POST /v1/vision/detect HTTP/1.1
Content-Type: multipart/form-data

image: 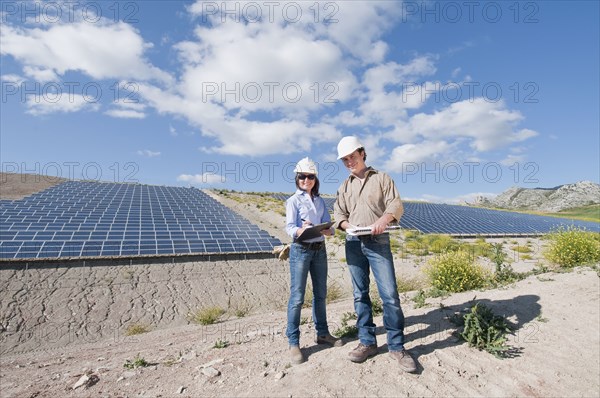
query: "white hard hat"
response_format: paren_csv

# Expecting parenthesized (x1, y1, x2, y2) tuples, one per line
(294, 157, 318, 176)
(337, 136, 364, 159)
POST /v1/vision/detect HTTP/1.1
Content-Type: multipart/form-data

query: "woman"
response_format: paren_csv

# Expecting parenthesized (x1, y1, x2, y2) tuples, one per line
(285, 157, 342, 365)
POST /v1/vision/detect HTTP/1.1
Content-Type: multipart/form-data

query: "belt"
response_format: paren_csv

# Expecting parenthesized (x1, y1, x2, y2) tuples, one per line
(296, 241, 325, 251)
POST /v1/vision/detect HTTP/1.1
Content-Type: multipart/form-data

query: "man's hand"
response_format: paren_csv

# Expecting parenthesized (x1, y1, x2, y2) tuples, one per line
(371, 214, 395, 235)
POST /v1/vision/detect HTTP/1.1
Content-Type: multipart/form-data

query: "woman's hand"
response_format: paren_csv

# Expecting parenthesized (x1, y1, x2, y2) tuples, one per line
(296, 219, 313, 237)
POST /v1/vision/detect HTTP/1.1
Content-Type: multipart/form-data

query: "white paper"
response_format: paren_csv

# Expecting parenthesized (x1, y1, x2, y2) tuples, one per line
(346, 225, 401, 236)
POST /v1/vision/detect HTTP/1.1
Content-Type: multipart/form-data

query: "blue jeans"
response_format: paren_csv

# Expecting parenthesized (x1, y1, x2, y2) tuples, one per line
(286, 243, 329, 346)
(345, 234, 405, 351)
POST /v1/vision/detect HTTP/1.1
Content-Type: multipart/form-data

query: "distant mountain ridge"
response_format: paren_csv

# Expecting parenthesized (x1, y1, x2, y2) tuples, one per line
(474, 181, 600, 212)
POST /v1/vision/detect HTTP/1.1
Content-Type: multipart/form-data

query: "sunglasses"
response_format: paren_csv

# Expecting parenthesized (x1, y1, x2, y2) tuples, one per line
(298, 174, 316, 180)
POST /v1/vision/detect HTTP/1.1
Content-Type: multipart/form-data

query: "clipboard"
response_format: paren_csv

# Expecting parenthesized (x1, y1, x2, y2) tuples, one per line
(296, 221, 334, 242)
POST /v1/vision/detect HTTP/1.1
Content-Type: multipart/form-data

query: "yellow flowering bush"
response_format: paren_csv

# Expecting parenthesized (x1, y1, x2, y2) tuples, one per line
(425, 251, 489, 292)
(544, 227, 600, 267)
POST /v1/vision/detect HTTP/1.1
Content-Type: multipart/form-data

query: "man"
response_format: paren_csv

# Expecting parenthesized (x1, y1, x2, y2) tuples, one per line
(333, 136, 417, 373)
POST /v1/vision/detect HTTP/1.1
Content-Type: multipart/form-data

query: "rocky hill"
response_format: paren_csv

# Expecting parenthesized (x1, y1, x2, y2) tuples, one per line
(474, 181, 600, 212)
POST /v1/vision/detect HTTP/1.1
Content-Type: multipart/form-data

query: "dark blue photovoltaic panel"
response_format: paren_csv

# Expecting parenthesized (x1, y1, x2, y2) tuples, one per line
(0, 181, 282, 260)
(271, 195, 599, 236)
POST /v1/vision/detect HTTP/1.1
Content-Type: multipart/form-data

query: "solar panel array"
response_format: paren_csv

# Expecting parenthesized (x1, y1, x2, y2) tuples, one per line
(0, 181, 281, 260)
(400, 202, 599, 235)
(272, 194, 599, 236)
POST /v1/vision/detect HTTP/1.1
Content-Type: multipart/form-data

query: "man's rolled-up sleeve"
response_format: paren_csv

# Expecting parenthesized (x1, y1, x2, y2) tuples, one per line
(333, 190, 348, 230)
(382, 175, 404, 222)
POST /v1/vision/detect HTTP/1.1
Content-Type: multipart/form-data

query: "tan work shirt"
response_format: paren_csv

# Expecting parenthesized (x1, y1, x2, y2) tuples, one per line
(333, 167, 403, 230)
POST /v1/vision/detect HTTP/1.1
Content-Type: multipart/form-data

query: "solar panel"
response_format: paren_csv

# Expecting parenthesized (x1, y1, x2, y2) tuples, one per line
(0, 181, 282, 260)
(271, 194, 599, 236)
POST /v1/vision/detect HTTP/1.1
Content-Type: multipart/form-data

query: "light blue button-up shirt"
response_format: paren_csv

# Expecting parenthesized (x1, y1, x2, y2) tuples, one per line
(285, 189, 333, 243)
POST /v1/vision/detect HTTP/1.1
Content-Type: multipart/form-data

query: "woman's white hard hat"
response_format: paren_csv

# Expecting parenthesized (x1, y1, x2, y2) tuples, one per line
(294, 157, 318, 175)
(337, 136, 364, 159)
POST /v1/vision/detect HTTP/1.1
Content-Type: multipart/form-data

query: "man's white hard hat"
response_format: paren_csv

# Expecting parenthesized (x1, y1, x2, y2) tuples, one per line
(337, 136, 364, 159)
(294, 157, 318, 176)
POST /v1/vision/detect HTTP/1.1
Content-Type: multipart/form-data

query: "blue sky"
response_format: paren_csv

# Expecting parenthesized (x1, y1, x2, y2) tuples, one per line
(1, 0, 599, 202)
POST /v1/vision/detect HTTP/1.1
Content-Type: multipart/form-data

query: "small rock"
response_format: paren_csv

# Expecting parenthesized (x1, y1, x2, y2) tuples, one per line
(97, 357, 106, 361)
(274, 371, 285, 380)
(72, 374, 89, 390)
(177, 386, 186, 394)
(202, 366, 221, 378)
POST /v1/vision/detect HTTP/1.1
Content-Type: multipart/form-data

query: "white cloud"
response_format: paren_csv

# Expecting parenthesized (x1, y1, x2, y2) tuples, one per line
(1, 20, 171, 83)
(177, 173, 225, 185)
(106, 109, 146, 119)
(1, 73, 25, 84)
(199, 119, 341, 156)
(26, 93, 99, 115)
(169, 125, 178, 136)
(384, 140, 453, 172)
(22, 65, 58, 82)
(174, 22, 356, 113)
(137, 150, 161, 157)
(500, 154, 525, 166)
(356, 57, 438, 126)
(393, 98, 538, 151)
(187, 0, 401, 63)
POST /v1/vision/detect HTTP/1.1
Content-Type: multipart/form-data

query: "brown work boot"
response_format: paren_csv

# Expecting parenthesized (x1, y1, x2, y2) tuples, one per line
(348, 343, 378, 363)
(315, 333, 343, 347)
(389, 349, 417, 373)
(289, 345, 304, 364)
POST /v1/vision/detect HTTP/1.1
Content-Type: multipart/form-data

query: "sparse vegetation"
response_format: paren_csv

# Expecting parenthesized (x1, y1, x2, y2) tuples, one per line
(213, 339, 229, 349)
(326, 281, 344, 303)
(403, 233, 464, 256)
(188, 306, 226, 325)
(333, 312, 358, 338)
(123, 354, 150, 369)
(125, 323, 151, 336)
(396, 276, 425, 293)
(230, 299, 253, 318)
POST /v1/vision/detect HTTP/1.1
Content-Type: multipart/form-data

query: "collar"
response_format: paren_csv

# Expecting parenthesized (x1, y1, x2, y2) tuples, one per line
(349, 166, 377, 180)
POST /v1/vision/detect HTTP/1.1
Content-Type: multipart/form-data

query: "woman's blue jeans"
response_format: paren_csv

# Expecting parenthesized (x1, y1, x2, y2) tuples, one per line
(286, 242, 329, 346)
(345, 233, 406, 351)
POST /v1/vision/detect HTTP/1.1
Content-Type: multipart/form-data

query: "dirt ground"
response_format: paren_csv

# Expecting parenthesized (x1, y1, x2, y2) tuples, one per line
(0, 188, 599, 397)
(0, 173, 67, 200)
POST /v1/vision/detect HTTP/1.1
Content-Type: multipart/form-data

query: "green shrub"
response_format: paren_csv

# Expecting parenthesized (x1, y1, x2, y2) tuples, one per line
(333, 312, 358, 338)
(188, 306, 225, 325)
(125, 323, 151, 336)
(424, 251, 489, 292)
(213, 339, 229, 349)
(460, 303, 513, 358)
(544, 227, 600, 267)
(123, 354, 149, 369)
